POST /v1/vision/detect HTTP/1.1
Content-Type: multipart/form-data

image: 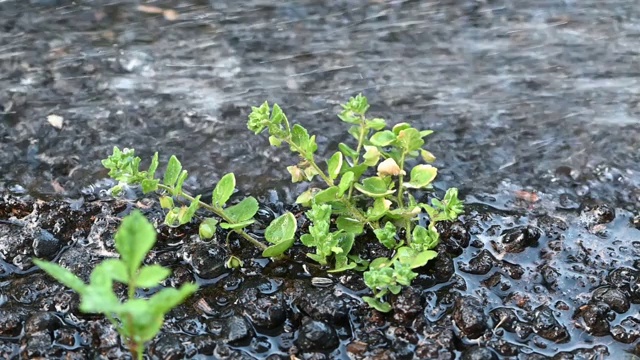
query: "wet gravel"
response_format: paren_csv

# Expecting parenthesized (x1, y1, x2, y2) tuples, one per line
(0, 0, 639, 359)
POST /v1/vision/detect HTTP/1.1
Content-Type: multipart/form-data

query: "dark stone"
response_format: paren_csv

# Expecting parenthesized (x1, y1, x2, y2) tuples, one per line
(150, 334, 186, 360)
(24, 312, 60, 333)
(592, 286, 630, 313)
(453, 296, 489, 339)
(498, 226, 541, 253)
(0, 309, 25, 337)
(461, 347, 498, 360)
(191, 335, 216, 356)
(392, 287, 423, 324)
(531, 306, 569, 343)
(224, 315, 252, 344)
(239, 288, 287, 329)
(459, 249, 495, 275)
(489, 307, 533, 340)
(576, 303, 611, 336)
(295, 317, 338, 352)
(296, 289, 349, 324)
(581, 204, 615, 225)
(22, 331, 52, 358)
(439, 221, 470, 256)
(179, 241, 228, 279)
(32, 228, 62, 259)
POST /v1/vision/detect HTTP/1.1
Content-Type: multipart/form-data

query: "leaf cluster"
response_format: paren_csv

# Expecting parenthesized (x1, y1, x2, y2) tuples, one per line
(248, 94, 464, 311)
(102, 147, 291, 253)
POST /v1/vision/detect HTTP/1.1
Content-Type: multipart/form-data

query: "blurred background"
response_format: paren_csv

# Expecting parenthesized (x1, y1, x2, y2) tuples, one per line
(0, 0, 638, 207)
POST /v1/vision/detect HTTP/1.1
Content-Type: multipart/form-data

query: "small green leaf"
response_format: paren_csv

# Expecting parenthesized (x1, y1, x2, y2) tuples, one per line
(404, 164, 438, 189)
(369, 257, 391, 269)
(136, 265, 171, 288)
(397, 128, 424, 152)
(295, 189, 316, 206)
(147, 283, 198, 319)
(268, 135, 282, 147)
(100, 259, 128, 284)
(164, 207, 181, 227)
(33, 259, 87, 294)
(348, 125, 361, 141)
(291, 124, 311, 150)
(392, 123, 411, 135)
(225, 255, 244, 269)
(115, 211, 157, 278)
(247, 101, 271, 134)
(287, 165, 306, 183)
(410, 250, 438, 269)
(338, 143, 358, 159)
(224, 197, 259, 223)
(265, 212, 297, 245)
(369, 130, 396, 147)
(336, 216, 364, 235)
(262, 238, 295, 258)
(163, 156, 182, 187)
(313, 186, 339, 204)
(337, 172, 355, 196)
(327, 152, 343, 180)
(362, 296, 392, 312)
(354, 177, 395, 198)
(303, 165, 319, 181)
(141, 179, 159, 194)
(219, 219, 255, 229)
(159, 195, 174, 209)
(420, 149, 436, 163)
(212, 173, 235, 208)
(147, 152, 159, 179)
(337, 111, 359, 124)
(362, 146, 381, 166)
(366, 118, 386, 131)
(420, 130, 434, 138)
(174, 170, 189, 195)
(199, 218, 218, 240)
(366, 198, 390, 222)
(179, 195, 200, 225)
(374, 222, 397, 249)
(411, 224, 439, 251)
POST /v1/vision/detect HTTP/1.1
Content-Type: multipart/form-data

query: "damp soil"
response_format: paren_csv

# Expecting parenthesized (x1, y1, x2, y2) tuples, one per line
(0, 0, 639, 359)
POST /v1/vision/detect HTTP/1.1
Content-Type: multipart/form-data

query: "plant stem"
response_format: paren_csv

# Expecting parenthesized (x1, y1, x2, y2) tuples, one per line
(397, 153, 406, 208)
(396, 152, 413, 244)
(287, 139, 377, 229)
(156, 184, 267, 251)
(287, 141, 334, 186)
(347, 114, 367, 201)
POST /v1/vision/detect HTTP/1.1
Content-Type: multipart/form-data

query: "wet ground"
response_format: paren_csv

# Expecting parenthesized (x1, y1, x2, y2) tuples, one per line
(0, 0, 639, 359)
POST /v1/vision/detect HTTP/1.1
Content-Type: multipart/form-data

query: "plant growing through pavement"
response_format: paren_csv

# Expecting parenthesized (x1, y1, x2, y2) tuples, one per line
(248, 94, 464, 311)
(33, 211, 198, 359)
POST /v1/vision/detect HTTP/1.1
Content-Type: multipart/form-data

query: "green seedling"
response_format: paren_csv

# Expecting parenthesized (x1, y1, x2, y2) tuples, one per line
(102, 147, 297, 256)
(249, 94, 464, 311)
(33, 211, 198, 359)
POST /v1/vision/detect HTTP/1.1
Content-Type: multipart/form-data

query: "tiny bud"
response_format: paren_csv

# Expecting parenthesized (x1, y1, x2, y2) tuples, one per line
(159, 195, 174, 209)
(287, 165, 305, 183)
(225, 256, 244, 269)
(199, 223, 214, 240)
(377, 158, 405, 177)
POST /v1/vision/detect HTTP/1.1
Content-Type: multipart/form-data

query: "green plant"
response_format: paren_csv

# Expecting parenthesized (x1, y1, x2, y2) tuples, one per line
(248, 94, 464, 311)
(33, 211, 197, 359)
(101, 147, 296, 258)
